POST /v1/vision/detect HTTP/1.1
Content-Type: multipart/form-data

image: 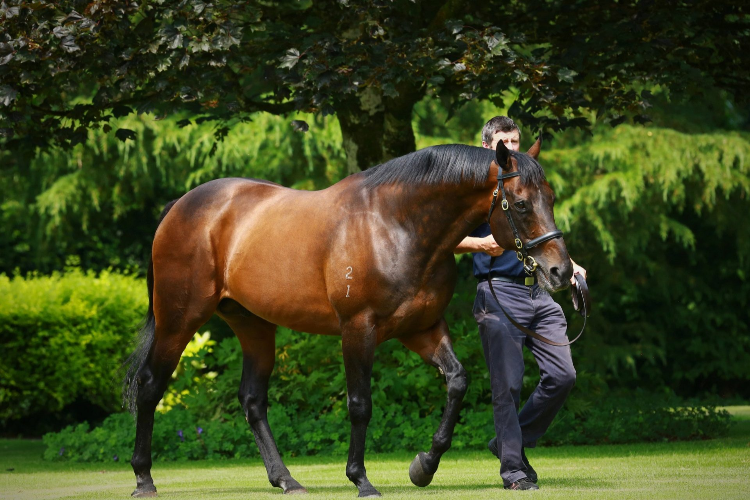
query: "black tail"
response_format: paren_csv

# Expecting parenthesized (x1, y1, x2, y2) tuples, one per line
(122, 199, 180, 414)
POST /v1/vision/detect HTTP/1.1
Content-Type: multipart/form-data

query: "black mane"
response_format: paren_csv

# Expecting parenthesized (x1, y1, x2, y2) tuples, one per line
(361, 144, 545, 188)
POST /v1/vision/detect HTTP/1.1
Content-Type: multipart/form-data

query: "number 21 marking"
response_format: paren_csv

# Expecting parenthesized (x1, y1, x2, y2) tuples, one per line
(345, 267, 353, 297)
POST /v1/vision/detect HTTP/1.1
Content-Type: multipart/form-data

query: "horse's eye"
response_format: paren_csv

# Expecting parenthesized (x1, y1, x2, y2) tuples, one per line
(514, 200, 527, 211)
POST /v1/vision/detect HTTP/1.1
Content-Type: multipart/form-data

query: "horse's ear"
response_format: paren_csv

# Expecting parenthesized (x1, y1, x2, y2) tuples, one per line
(495, 140, 511, 171)
(527, 133, 542, 160)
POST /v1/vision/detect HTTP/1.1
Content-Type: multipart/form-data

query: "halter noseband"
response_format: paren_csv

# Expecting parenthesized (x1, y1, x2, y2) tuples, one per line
(487, 169, 563, 275)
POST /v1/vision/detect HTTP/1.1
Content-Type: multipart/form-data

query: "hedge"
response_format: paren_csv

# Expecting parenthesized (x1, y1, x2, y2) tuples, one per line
(0, 268, 147, 429)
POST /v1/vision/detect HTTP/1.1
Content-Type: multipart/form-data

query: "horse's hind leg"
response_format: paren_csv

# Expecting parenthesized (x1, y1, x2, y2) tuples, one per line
(130, 314, 215, 497)
(399, 318, 467, 488)
(128, 265, 219, 497)
(341, 316, 380, 498)
(219, 303, 307, 494)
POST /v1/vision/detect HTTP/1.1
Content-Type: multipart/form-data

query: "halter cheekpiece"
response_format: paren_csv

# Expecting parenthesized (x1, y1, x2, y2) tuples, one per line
(486, 169, 563, 276)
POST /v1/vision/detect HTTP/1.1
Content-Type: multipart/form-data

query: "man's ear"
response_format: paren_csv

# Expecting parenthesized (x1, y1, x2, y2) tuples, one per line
(496, 140, 511, 171)
(527, 133, 542, 160)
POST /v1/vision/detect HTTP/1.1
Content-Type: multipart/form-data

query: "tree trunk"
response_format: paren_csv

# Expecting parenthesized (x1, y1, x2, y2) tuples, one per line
(337, 84, 422, 173)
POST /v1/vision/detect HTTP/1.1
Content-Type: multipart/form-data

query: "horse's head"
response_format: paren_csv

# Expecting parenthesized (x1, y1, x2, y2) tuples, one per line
(488, 137, 573, 292)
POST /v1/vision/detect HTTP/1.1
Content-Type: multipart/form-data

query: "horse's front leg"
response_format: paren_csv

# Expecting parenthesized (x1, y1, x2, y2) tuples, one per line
(400, 318, 468, 487)
(341, 319, 381, 498)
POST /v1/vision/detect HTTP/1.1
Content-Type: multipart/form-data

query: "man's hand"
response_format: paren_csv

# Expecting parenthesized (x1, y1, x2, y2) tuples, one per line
(570, 258, 587, 284)
(478, 235, 505, 257)
(454, 235, 505, 256)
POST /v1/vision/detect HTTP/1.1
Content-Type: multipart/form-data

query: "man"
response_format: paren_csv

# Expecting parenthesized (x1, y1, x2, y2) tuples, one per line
(455, 116, 587, 491)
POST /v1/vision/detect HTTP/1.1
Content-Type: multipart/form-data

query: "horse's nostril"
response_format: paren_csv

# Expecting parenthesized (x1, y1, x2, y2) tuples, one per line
(550, 266, 560, 279)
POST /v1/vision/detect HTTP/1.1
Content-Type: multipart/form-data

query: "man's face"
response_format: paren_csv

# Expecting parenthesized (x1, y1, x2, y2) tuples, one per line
(483, 130, 520, 152)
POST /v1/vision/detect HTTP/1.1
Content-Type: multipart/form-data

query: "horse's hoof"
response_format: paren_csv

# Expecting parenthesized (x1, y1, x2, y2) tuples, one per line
(284, 487, 309, 495)
(358, 489, 382, 498)
(409, 452, 434, 487)
(131, 487, 157, 498)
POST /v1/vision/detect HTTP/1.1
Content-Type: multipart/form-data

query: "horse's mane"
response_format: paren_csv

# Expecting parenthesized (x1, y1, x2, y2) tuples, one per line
(361, 144, 545, 188)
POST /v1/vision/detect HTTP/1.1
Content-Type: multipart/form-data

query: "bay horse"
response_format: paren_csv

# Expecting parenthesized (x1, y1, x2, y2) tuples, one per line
(123, 138, 572, 497)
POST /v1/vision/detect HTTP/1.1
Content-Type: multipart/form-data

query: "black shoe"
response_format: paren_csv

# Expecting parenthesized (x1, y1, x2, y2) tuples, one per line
(487, 438, 538, 483)
(504, 477, 539, 491)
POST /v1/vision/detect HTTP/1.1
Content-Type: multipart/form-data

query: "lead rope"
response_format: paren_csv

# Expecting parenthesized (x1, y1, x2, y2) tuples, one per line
(486, 258, 587, 347)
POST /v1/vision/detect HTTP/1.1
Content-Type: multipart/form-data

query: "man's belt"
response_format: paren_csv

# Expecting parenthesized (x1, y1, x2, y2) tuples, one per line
(478, 274, 536, 286)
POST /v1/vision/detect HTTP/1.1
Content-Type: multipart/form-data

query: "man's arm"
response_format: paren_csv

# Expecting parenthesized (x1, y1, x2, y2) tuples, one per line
(455, 235, 505, 256)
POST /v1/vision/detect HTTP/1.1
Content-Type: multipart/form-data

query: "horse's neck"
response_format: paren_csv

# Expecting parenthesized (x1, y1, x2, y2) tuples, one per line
(381, 182, 491, 258)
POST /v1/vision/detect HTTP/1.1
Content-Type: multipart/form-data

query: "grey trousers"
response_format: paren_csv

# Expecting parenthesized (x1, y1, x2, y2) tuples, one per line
(473, 281, 576, 486)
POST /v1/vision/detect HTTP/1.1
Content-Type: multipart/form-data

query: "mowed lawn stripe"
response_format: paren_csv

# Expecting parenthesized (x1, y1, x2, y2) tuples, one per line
(1, 408, 748, 500)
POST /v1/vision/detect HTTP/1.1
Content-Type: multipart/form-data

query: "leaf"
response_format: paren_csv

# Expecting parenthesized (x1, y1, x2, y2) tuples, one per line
(53, 26, 71, 38)
(557, 68, 578, 83)
(179, 53, 190, 69)
(193, 1, 208, 14)
(279, 48, 300, 69)
(453, 63, 466, 73)
(486, 33, 509, 55)
(60, 36, 80, 53)
(437, 58, 452, 69)
(111, 105, 133, 118)
(445, 20, 463, 35)
(0, 85, 18, 106)
(136, 101, 155, 115)
(291, 120, 309, 132)
(115, 128, 136, 142)
(158, 26, 183, 49)
(0, 127, 13, 137)
(1, 4, 19, 18)
(61, 10, 83, 23)
(212, 23, 242, 50)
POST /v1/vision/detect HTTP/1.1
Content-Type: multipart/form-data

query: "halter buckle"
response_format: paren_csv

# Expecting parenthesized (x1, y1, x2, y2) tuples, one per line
(516, 251, 524, 262)
(501, 199, 509, 210)
(523, 256, 538, 275)
(515, 238, 522, 249)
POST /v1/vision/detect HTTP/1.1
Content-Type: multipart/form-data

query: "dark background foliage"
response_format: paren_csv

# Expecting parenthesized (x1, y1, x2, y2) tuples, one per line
(2, 1, 749, 172)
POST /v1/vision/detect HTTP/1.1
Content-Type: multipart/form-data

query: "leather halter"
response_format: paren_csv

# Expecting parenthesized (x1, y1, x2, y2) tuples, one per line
(485, 166, 587, 347)
(487, 170, 563, 275)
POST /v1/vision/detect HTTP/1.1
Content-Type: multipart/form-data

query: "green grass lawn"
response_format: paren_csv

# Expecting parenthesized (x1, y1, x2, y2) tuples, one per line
(2, 407, 749, 500)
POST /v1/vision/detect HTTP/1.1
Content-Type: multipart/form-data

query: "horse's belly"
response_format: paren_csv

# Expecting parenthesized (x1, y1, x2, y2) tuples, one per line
(223, 245, 340, 335)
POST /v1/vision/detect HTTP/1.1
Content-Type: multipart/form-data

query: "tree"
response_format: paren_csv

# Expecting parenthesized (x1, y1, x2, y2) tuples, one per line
(1, 0, 748, 171)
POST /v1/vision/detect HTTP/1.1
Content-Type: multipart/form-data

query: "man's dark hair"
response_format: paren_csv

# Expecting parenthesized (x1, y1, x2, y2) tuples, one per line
(481, 116, 521, 144)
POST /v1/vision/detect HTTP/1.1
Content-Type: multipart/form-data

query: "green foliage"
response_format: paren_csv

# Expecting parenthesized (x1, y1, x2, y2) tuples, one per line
(3, 1, 748, 171)
(42, 326, 731, 462)
(0, 267, 147, 429)
(0, 112, 345, 275)
(544, 390, 733, 446)
(543, 125, 750, 394)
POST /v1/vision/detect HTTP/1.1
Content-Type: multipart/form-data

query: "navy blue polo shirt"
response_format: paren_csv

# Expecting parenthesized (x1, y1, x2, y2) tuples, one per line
(470, 223, 524, 280)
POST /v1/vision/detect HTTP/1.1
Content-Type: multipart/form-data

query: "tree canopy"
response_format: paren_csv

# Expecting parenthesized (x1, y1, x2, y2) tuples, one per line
(1, 0, 748, 170)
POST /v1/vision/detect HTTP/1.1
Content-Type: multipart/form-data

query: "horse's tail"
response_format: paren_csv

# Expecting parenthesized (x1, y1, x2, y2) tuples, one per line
(122, 199, 180, 414)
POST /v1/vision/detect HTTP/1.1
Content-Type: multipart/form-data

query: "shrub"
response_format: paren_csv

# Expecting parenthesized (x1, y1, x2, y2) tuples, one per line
(0, 268, 147, 429)
(43, 327, 732, 462)
(542, 389, 733, 446)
